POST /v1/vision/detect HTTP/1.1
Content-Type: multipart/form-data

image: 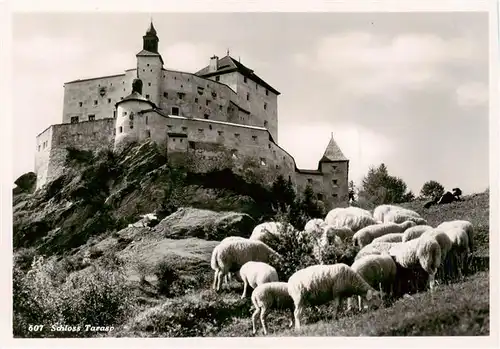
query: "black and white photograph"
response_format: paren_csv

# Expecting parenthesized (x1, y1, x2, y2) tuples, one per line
(3, 0, 499, 346)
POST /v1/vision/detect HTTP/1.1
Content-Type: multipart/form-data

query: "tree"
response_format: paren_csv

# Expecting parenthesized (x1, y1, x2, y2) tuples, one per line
(358, 163, 414, 205)
(271, 175, 296, 212)
(420, 180, 445, 200)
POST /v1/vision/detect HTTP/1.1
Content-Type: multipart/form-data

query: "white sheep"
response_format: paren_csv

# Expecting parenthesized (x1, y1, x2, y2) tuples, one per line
(304, 218, 326, 240)
(313, 229, 344, 264)
(388, 235, 442, 292)
(211, 238, 281, 291)
(325, 206, 378, 232)
(355, 241, 399, 261)
(287, 263, 382, 330)
(384, 209, 427, 225)
(251, 282, 295, 335)
(352, 221, 416, 248)
(239, 261, 279, 299)
(249, 221, 295, 244)
(420, 229, 453, 281)
(322, 225, 355, 242)
(402, 225, 434, 242)
(371, 233, 404, 243)
(437, 220, 474, 253)
(348, 254, 397, 311)
(442, 227, 470, 279)
(218, 236, 249, 285)
(373, 204, 416, 223)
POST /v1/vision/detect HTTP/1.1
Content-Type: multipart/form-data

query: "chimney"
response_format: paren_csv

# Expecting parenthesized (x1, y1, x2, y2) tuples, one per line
(209, 55, 219, 73)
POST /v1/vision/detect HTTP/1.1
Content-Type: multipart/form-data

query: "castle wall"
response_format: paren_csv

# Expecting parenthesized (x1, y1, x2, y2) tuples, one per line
(114, 100, 155, 151)
(137, 56, 162, 107)
(35, 119, 115, 189)
(34, 126, 53, 190)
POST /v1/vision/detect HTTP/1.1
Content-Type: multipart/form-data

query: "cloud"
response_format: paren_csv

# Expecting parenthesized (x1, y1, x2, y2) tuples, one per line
(455, 82, 488, 107)
(293, 32, 482, 97)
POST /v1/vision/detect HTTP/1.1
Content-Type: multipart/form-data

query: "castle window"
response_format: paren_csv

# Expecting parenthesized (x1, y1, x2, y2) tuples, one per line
(70, 116, 79, 124)
(266, 89, 269, 96)
(264, 103, 267, 110)
(218, 131, 224, 136)
(122, 81, 125, 84)
(333, 166, 337, 170)
(195, 97, 199, 103)
(145, 115, 148, 124)
(307, 178, 313, 184)
(38, 145, 41, 151)
(198, 128, 204, 133)
(88, 115, 95, 121)
(235, 133, 240, 139)
(129, 122, 134, 129)
(333, 179, 338, 186)
(264, 121, 268, 127)
(150, 69, 152, 72)
(119, 126, 123, 133)
(167, 125, 173, 129)
(212, 92, 217, 98)
(260, 158, 266, 166)
(143, 69, 145, 72)
(182, 126, 188, 132)
(113, 128, 116, 136)
(204, 114, 209, 119)
(178, 92, 185, 100)
(148, 82, 151, 86)
(180, 139, 183, 143)
(209, 124, 212, 130)
(275, 164, 279, 169)
(268, 144, 271, 149)
(113, 110, 116, 118)
(333, 194, 338, 198)
(244, 77, 248, 83)
(252, 135, 257, 142)
(215, 76, 220, 82)
(317, 194, 324, 200)
(206, 100, 210, 106)
(108, 98, 111, 104)
(174, 76, 177, 80)
(123, 111, 127, 116)
(129, 113, 134, 121)
(121, 97, 124, 100)
(79, 102, 83, 107)
(219, 105, 223, 111)
(181, 85, 183, 88)
(94, 100, 98, 105)
(147, 64, 150, 67)
(246, 93, 250, 101)
(172, 107, 179, 116)
(164, 92, 168, 98)
(146, 94, 150, 98)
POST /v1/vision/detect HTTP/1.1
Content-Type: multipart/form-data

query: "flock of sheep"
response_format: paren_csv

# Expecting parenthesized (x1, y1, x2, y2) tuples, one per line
(210, 204, 474, 335)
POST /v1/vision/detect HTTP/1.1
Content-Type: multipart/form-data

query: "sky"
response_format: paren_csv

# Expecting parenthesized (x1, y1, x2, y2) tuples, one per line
(11, 11, 491, 196)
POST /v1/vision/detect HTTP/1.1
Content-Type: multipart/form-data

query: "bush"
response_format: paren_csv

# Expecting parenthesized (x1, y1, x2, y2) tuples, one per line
(13, 256, 134, 338)
(154, 258, 180, 297)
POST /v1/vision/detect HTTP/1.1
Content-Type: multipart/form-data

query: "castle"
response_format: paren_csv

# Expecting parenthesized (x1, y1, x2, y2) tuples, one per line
(34, 22, 350, 211)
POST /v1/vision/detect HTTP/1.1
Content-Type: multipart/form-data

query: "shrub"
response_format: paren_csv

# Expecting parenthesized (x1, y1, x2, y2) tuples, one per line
(154, 258, 180, 297)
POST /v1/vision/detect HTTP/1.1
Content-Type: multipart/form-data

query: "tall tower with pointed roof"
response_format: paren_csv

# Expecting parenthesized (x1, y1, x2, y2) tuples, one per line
(136, 21, 164, 107)
(318, 133, 349, 207)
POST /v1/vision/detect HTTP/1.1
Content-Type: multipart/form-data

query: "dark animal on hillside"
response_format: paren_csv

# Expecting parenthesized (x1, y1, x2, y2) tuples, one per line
(424, 187, 463, 209)
(452, 188, 462, 201)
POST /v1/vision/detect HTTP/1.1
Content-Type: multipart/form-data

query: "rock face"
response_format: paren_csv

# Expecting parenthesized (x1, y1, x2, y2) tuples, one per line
(153, 207, 256, 241)
(13, 172, 37, 194)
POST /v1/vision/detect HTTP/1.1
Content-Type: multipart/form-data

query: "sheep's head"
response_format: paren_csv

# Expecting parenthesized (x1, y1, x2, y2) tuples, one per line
(364, 289, 383, 309)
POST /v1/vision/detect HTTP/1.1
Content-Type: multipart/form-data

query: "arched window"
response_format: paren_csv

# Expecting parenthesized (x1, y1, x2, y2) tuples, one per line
(119, 126, 123, 133)
(145, 130, 151, 138)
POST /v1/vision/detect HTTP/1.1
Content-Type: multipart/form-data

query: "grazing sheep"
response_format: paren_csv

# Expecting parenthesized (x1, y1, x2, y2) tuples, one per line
(355, 241, 399, 261)
(372, 233, 404, 243)
(442, 227, 470, 279)
(322, 225, 355, 242)
(402, 225, 434, 242)
(372, 205, 416, 223)
(250, 222, 295, 244)
(437, 220, 474, 253)
(304, 218, 326, 240)
(211, 239, 281, 291)
(388, 236, 442, 293)
(420, 229, 453, 281)
(239, 261, 279, 299)
(325, 206, 378, 232)
(352, 221, 416, 248)
(383, 209, 427, 225)
(287, 263, 382, 330)
(251, 282, 295, 335)
(348, 254, 397, 311)
(218, 236, 250, 285)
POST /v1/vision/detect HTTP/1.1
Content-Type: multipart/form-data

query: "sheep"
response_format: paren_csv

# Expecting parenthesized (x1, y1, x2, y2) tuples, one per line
(442, 227, 470, 280)
(211, 238, 281, 291)
(402, 225, 434, 242)
(322, 225, 355, 242)
(371, 233, 404, 243)
(249, 221, 295, 245)
(251, 282, 294, 335)
(352, 221, 416, 248)
(325, 206, 378, 232)
(373, 204, 412, 223)
(388, 235, 442, 293)
(304, 218, 326, 240)
(239, 261, 279, 299)
(218, 236, 250, 285)
(383, 209, 427, 225)
(348, 254, 397, 311)
(437, 220, 474, 253)
(355, 241, 399, 261)
(420, 229, 453, 282)
(287, 263, 383, 330)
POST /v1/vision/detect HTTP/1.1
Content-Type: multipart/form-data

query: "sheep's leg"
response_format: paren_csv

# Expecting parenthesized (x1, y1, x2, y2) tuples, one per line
(241, 278, 248, 299)
(428, 272, 436, 293)
(357, 295, 363, 311)
(216, 271, 225, 291)
(212, 270, 218, 290)
(260, 306, 268, 335)
(293, 302, 303, 330)
(332, 297, 341, 320)
(288, 308, 294, 328)
(346, 297, 353, 312)
(252, 307, 260, 335)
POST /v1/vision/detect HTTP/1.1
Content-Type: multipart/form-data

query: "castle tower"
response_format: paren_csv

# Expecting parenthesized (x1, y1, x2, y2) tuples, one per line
(114, 78, 156, 152)
(319, 133, 350, 209)
(136, 21, 164, 107)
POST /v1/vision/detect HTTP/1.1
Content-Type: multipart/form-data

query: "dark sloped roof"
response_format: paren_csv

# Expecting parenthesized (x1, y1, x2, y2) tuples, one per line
(136, 49, 164, 65)
(296, 169, 322, 175)
(319, 134, 348, 162)
(195, 55, 280, 95)
(115, 91, 156, 108)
